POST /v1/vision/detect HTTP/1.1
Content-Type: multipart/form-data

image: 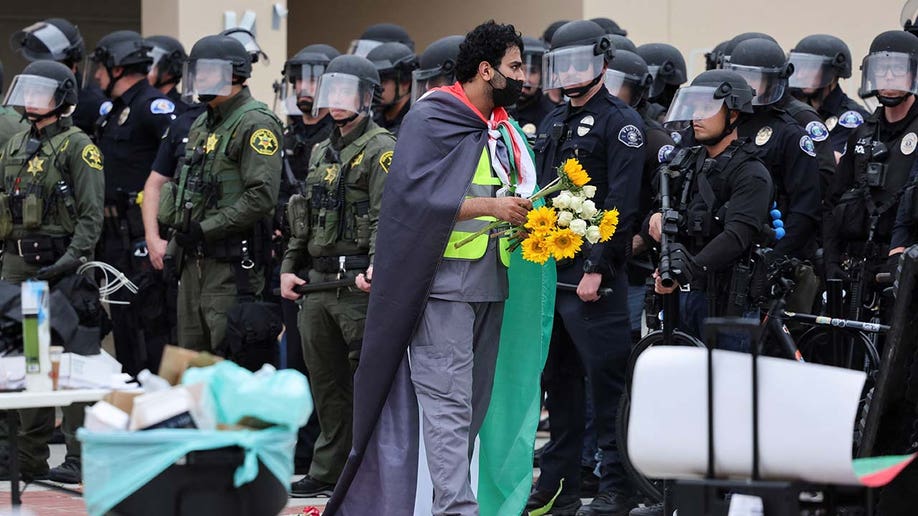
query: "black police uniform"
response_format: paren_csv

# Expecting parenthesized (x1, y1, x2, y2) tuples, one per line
(151, 103, 207, 179)
(372, 101, 409, 136)
(778, 95, 838, 202)
(73, 83, 106, 137)
(819, 86, 870, 156)
(737, 108, 821, 259)
(511, 93, 557, 130)
(164, 87, 191, 116)
(533, 86, 644, 497)
(96, 78, 176, 375)
(828, 101, 918, 269)
(666, 140, 773, 340)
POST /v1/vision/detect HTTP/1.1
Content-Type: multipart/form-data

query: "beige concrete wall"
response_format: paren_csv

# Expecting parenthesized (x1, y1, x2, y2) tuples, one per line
(142, 0, 287, 109)
(585, 0, 907, 102)
(287, 0, 579, 59)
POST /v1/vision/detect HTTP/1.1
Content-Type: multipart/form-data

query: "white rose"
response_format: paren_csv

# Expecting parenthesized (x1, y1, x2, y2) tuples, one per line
(557, 210, 574, 227)
(580, 200, 598, 219)
(569, 218, 588, 236)
(585, 225, 601, 244)
(569, 195, 584, 212)
(553, 191, 571, 210)
(582, 185, 597, 199)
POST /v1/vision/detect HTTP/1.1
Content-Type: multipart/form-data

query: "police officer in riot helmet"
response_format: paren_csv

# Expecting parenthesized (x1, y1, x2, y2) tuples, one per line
(528, 19, 645, 516)
(718, 32, 777, 68)
(410, 35, 463, 103)
(846, 31, 918, 287)
(145, 35, 190, 113)
(0, 59, 104, 485)
(636, 42, 687, 121)
(719, 37, 822, 262)
(604, 50, 678, 341)
(730, 38, 837, 212)
(349, 23, 414, 57)
(366, 41, 418, 135)
(509, 36, 555, 134)
(90, 30, 177, 376)
(10, 18, 105, 135)
(789, 34, 870, 158)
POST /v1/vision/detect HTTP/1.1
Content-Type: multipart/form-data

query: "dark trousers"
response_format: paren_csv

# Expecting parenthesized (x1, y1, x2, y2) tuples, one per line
(282, 297, 320, 471)
(537, 270, 632, 495)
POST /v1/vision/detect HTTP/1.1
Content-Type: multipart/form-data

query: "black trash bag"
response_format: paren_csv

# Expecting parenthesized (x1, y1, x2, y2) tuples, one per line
(218, 302, 282, 372)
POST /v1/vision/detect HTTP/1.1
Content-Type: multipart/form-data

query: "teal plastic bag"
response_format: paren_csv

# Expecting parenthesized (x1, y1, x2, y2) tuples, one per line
(181, 360, 313, 430)
(79, 427, 296, 516)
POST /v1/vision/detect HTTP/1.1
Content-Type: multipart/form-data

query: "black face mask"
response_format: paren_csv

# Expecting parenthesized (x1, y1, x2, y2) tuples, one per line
(296, 98, 314, 113)
(198, 94, 217, 103)
(562, 73, 603, 99)
(878, 94, 909, 107)
(489, 68, 523, 107)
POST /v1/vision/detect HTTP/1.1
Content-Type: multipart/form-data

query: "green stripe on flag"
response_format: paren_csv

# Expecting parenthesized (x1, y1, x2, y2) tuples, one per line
(853, 453, 916, 487)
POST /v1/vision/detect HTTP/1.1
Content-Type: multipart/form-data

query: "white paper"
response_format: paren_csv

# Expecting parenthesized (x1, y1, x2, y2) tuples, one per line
(628, 347, 866, 486)
(728, 494, 763, 516)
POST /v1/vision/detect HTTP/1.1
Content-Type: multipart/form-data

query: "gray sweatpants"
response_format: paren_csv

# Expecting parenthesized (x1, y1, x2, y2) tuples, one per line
(409, 298, 504, 516)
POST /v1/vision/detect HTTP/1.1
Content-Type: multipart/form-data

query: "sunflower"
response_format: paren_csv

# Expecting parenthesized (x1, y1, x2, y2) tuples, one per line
(524, 205, 557, 233)
(548, 227, 583, 260)
(598, 208, 619, 242)
(561, 158, 591, 188)
(521, 232, 553, 264)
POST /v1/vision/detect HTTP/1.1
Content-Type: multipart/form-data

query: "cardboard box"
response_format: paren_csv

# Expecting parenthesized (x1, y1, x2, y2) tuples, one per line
(158, 345, 222, 386)
(104, 390, 143, 415)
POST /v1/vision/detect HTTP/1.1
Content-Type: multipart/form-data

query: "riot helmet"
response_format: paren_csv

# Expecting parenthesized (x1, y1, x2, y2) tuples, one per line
(542, 20, 569, 45)
(608, 35, 637, 54)
(543, 20, 613, 98)
(313, 55, 380, 124)
(10, 18, 84, 65)
(220, 27, 269, 64)
(349, 23, 414, 57)
(589, 17, 627, 37)
(788, 34, 852, 93)
(719, 32, 777, 67)
(183, 35, 251, 104)
(705, 40, 730, 71)
(723, 38, 792, 106)
(521, 36, 546, 92)
(284, 44, 340, 114)
(5, 60, 78, 122)
(604, 50, 652, 107)
(146, 35, 186, 89)
(637, 42, 687, 105)
(367, 42, 418, 109)
(411, 35, 463, 103)
(860, 30, 918, 106)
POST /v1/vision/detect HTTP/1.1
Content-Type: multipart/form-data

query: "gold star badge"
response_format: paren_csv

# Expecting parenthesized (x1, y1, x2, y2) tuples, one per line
(324, 164, 339, 184)
(27, 156, 44, 175)
(205, 133, 219, 154)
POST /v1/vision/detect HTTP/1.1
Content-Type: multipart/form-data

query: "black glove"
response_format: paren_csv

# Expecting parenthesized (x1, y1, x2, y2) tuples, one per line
(825, 261, 850, 282)
(35, 253, 83, 281)
(881, 254, 901, 278)
(174, 220, 204, 250)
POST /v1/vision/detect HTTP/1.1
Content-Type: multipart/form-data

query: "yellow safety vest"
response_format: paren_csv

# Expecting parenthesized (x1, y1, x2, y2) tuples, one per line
(443, 149, 511, 267)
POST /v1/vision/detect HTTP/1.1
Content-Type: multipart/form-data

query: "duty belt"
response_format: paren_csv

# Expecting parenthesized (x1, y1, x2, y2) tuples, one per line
(312, 254, 370, 274)
(4, 235, 70, 265)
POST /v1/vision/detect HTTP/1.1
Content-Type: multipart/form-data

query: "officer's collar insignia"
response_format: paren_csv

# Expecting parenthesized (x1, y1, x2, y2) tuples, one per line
(805, 121, 829, 142)
(670, 131, 682, 144)
(99, 101, 113, 117)
(826, 116, 838, 132)
(205, 133, 219, 154)
(901, 132, 918, 156)
(618, 124, 644, 148)
(150, 98, 175, 115)
(839, 110, 864, 129)
(249, 128, 279, 156)
(755, 126, 773, 146)
(117, 106, 131, 125)
(324, 164, 339, 184)
(379, 150, 393, 173)
(26, 156, 44, 175)
(799, 135, 817, 157)
(351, 152, 364, 167)
(81, 144, 103, 170)
(577, 115, 595, 137)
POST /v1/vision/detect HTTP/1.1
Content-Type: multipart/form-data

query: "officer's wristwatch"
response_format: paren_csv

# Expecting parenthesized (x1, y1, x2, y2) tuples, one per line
(582, 259, 601, 274)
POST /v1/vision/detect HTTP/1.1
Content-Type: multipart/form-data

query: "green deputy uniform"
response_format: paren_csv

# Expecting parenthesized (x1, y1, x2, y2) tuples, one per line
(0, 106, 29, 149)
(167, 85, 282, 350)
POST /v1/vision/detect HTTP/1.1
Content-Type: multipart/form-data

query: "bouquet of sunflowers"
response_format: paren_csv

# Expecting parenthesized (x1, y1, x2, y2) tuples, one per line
(454, 158, 619, 265)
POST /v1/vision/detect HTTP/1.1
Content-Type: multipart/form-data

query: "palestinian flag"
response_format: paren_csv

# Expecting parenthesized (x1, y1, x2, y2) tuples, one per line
(853, 453, 916, 487)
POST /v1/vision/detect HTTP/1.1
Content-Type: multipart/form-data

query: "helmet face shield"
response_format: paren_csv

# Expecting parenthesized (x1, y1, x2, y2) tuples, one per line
(603, 69, 628, 98)
(860, 52, 918, 97)
(11, 22, 73, 61)
(182, 58, 233, 103)
(522, 53, 542, 88)
(542, 45, 605, 90)
(313, 72, 375, 117)
(724, 63, 786, 105)
(410, 67, 454, 103)
(348, 39, 382, 57)
(788, 53, 836, 89)
(4, 74, 64, 113)
(663, 86, 725, 130)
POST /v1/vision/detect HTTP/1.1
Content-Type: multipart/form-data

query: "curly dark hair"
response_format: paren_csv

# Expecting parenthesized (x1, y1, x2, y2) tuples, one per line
(455, 20, 523, 83)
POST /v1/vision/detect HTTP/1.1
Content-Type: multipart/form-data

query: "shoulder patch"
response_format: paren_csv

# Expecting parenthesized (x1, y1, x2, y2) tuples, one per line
(99, 101, 112, 117)
(839, 110, 864, 129)
(249, 128, 279, 156)
(658, 144, 675, 164)
(805, 121, 829, 142)
(755, 126, 773, 146)
(799, 135, 816, 157)
(150, 98, 175, 115)
(618, 124, 644, 148)
(378, 150, 394, 173)
(81, 144, 103, 170)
